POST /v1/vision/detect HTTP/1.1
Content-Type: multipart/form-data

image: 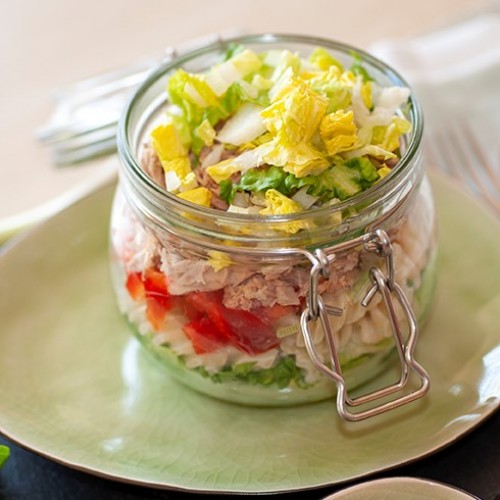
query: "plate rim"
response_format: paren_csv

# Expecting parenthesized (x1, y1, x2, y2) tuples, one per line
(0, 172, 499, 494)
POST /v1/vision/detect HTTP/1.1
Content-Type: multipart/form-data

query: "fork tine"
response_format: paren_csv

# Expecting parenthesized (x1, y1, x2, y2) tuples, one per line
(459, 120, 500, 192)
(450, 122, 500, 214)
(425, 123, 500, 215)
(52, 136, 117, 166)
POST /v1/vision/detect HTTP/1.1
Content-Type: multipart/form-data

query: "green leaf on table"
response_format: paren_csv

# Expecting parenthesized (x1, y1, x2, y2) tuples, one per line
(0, 445, 10, 468)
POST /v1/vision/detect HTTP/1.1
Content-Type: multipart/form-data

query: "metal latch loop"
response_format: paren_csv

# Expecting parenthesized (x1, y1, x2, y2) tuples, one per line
(300, 229, 430, 421)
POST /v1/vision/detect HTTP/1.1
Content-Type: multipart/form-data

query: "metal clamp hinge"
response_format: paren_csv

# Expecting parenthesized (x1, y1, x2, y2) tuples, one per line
(300, 229, 430, 421)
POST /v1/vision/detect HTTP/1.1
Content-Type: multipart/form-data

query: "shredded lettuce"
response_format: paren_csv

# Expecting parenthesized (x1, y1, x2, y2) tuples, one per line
(225, 157, 380, 204)
(152, 45, 412, 214)
(309, 47, 344, 72)
(206, 48, 262, 96)
(197, 356, 309, 389)
(350, 51, 374, 82)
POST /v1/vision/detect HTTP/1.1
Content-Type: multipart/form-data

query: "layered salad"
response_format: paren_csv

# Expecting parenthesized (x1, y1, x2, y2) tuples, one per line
(111, 44, 437, 405)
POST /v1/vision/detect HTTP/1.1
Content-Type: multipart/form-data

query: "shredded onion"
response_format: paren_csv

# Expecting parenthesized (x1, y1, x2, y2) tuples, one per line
(200, 144, 224, 169)
(233, 191, 250, 208)
(291, 187, 319, 209)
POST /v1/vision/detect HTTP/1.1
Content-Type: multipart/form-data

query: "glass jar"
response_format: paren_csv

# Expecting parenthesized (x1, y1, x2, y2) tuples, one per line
(111, 34, 437, 420)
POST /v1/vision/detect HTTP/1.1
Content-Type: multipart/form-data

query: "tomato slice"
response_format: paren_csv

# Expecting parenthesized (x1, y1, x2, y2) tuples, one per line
(256, 304, 299, 325)
(182, 291, 229, 335)
(219, 307, 279, 354)
(183, 317, 227, 354)
(126, 268, 173, 331)
(181, 291, 279, 355)
(143, 269, 170, 302)
(125, 272, 145, 300)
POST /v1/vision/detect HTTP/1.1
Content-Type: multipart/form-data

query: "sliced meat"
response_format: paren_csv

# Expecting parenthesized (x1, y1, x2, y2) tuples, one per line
(140, 144, 165, 188)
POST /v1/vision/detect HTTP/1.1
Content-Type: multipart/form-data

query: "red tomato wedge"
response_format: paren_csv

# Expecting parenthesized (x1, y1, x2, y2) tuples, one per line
(125, 272, 145, 300)
(126, 268, 173, 331)
(256, 304, 299, 325)
(183, 317, 227, 354)
(182, 291, 279, 355)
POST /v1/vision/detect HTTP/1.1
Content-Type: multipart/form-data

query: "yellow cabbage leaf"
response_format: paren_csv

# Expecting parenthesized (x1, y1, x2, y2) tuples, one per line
(195, 119, 216, 147)
(371, 116, 412, 151)
(309, 47, 344, 72)
(177, 187, 212, 207)
(150, 123, 193, 192)
(207, 250, 232, 271)
(259, 189, 306, 234)
(151, 123, 186, 162)
(320, 110, 361, 156)
(206, 160, 241, 183)
(261, 76, 329, 177)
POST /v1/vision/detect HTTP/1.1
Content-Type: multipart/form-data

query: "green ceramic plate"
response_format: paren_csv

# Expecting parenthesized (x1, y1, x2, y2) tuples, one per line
(0, 173, 499, 494)
(323, 477, 478, 499)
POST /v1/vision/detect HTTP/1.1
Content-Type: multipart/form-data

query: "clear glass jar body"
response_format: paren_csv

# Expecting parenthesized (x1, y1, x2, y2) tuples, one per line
(111, 35, 437, 407)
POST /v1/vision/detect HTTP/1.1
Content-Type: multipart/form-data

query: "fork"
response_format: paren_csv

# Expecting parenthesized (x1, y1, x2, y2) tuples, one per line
(425, 119, 500, 217)
(37, 30, 243, 166)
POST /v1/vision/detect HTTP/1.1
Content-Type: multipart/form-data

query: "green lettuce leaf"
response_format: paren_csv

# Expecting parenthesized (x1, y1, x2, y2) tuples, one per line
(198, 356, 309, 389)
(167, 69, 227, 154)
(350, 51, 374, 82)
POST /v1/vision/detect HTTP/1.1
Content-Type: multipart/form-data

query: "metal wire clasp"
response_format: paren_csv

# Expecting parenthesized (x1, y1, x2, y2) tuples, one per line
(300, 229, 430, 421)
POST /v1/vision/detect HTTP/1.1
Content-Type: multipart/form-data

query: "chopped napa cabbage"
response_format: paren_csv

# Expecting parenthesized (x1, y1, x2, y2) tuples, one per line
(223, 43, 245, 61)
(222, 165, 288, 202)
(206, 142, 273, 183)
(251, 74, 273, 90)
(165, 168, 198, 193)
(309, 47, 343, 71)
(272, 50, 301, 81)
(326, 160, 377, 200)
(377, 166, 392, 179)
(207, 250, 232, 271)
(344, 144, 397, 161)
(195, 119, 216, 147)
(350, 52, 373, 82)
(168, 69, 228, 154)
(261, 76, 329, 177)
(149, 45, 412, 218)
(282, 158, 379, 201)
(371, 116, 411, 152)
(217, 103, 266, 146)
(150, 123, 194, 192)
(320, 110, 361, 155)
(352, 78, 411, 130)
(237, 165, 287, 193)
(205, 49, 262, 96)
(264, 142, 329, 178)
(361, 81, 373, 109)
(307, 66, 352, 113)
(220, 81, 270, 116)
(226, 205, 261, 215)
(205, 160, 241, 183)
(177, 187, 212, 207)
(260, 189, 303, 216)
(151, 123, 186, 161)
(168, 69, 220, 113)
(259, 189, 305, 234)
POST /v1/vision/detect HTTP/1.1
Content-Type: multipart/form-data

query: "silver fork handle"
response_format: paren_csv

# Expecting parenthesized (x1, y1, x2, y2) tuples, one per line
(37, 29, 244, 166)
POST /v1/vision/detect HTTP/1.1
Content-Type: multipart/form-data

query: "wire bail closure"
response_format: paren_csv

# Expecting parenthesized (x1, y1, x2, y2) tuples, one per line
(300, 229, 430, 421)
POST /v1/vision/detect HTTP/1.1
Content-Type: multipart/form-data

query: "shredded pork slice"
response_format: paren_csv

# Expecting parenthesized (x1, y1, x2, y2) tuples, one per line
(223, 266, 309, 310)
(318, 251, 360, 293)
(141, 144, 166, 188)
(160, 248, 230, 295)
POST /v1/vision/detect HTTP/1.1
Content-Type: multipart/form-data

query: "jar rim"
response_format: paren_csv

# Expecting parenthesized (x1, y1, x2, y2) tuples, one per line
(117, 33, 423, 226)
